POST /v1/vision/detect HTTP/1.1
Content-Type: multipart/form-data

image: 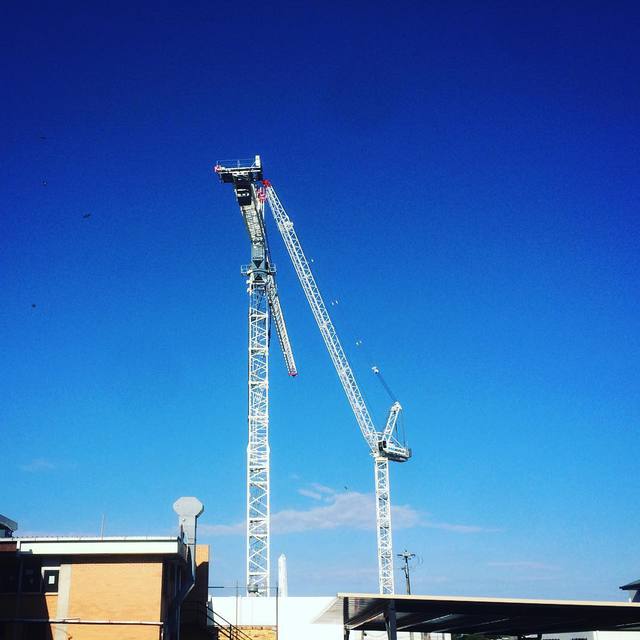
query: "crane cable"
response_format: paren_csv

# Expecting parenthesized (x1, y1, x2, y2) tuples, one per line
(324, 289, 409, 448)
(372, 364, 407, 447)
(371, 365, 397, 402)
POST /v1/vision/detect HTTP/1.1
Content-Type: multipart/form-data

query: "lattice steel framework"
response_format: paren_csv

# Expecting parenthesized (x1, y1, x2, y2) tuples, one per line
(246, 280, 270, 595)
(374, 458, 393, 591)
(215, 157, 296, 597)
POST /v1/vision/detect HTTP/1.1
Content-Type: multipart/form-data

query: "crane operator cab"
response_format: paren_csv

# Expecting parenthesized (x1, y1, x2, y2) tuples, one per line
(377, 398, 412, 462)
(378, 439, 412, 462)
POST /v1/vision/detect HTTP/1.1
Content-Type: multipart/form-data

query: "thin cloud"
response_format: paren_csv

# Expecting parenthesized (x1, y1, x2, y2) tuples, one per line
(299, 565, 378, 580)
(411, 575, 452, 585)
(200, 490, 418, 536)
(298, 488, 324, 501)
(273, 490, 422, 533)
(199, 487, 493, 537)
(200, 521, 244, 536)
(19, 459, 55, 473)
(272, 491, 374, 533)
(425, 521, 502, 533)
(487, 561, 556, 570)
(308, 483, 337, 496)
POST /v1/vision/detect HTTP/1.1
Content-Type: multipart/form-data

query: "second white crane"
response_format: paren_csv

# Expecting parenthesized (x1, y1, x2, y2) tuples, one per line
(263, 179, 411, 594)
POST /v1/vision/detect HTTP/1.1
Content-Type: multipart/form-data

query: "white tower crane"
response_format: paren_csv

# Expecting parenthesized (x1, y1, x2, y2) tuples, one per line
(215, 157, 296, 596)
(262, 179, 411, 594)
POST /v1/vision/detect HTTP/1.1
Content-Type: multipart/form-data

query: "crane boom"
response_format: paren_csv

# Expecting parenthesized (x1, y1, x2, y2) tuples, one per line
(264, 182, 379, 451)
(264, 180, 411, 594)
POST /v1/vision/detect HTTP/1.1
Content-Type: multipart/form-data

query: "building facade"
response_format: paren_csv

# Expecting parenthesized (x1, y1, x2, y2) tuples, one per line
(0, 536, 210, 640)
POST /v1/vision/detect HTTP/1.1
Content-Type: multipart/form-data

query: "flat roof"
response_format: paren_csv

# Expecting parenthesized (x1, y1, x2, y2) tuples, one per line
(9, 536, 179, 542)
(316, 593, 640, 635)
(0, 536, 186, 558)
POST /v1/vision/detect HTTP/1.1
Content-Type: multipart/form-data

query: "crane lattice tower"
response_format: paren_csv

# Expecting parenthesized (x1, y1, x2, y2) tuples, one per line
(215, 157, 296, 596)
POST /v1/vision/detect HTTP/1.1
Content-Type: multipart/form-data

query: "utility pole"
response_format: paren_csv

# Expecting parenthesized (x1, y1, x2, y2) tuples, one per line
(397, 550, 415, 594)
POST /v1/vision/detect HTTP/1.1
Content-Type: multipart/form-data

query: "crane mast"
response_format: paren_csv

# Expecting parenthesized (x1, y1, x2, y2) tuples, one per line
(215, 157, 296, 597)
(263, 180, 411, 594)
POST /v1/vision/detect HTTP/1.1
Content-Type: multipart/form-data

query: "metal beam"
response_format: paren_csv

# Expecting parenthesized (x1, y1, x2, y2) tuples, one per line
(345, 601, 387, 630)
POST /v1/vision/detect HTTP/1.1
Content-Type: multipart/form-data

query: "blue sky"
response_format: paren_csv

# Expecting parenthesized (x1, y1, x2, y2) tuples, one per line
(2, 1, 639, 600)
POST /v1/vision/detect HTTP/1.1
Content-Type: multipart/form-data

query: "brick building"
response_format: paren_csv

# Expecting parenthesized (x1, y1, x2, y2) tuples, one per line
(0, 509, 210, 640)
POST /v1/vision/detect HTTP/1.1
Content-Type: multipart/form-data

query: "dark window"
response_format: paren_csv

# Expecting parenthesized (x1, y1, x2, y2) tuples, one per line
(21, 562, 42, 593)
(0, 561, 19, 593)
(42, 569, 59, 593)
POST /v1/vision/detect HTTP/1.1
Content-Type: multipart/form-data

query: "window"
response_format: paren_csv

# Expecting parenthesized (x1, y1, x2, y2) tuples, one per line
(42, 569, 59, 593)
(21, 562, 42, 593)
(0, 561, 19, 593)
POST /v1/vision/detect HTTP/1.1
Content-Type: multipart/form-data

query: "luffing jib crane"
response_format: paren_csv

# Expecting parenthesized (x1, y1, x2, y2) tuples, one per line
(262, 180, 411, 594)
(215, 156, 296, 597)
(263, 180, 411, 593)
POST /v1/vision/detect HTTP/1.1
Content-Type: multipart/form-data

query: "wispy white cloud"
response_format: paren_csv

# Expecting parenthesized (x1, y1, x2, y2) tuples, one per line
(199, 485, 495, 537)
(487, 561, 557, 570)
(200, 521, 245, 536)
(308, 483, 336, 495)
(271, 491, 375, 533)
(298, 565, 379, 580)
(411, 574, 453, 586)
(200, 489, 416, 536)
(297, 488, 324, 501)
(426, 521, 502, 533)
(19, 458, 56, 473)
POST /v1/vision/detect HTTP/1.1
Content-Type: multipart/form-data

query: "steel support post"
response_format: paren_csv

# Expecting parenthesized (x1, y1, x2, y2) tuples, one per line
(384, 600, 398, 640)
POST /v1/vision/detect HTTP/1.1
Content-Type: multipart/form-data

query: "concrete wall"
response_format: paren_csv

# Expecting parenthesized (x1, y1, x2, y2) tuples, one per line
(210, 596, 340, 640)
(209, 597, 455, 640)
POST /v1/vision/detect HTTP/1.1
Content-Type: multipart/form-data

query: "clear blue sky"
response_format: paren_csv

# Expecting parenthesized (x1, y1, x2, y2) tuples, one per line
(2, 1, 639, 600)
